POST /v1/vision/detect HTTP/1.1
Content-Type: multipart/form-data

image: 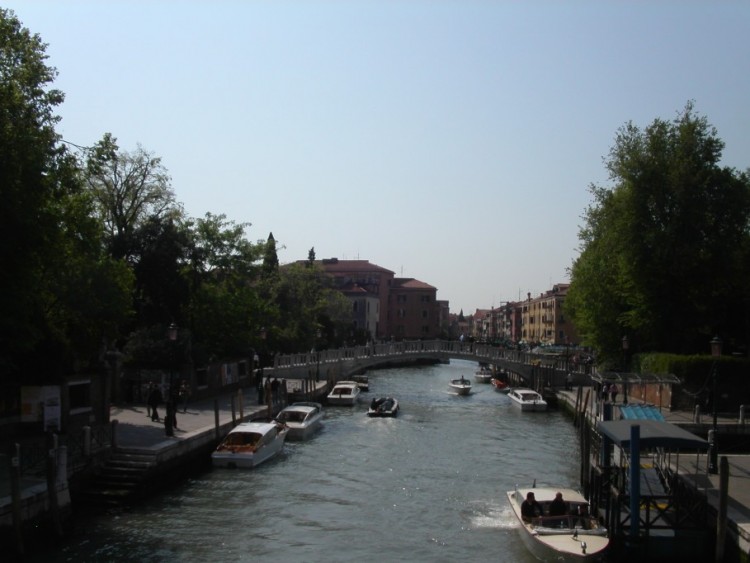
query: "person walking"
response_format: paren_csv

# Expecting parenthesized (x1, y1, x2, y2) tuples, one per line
(145, 382, 155, 419)
(148, 384, 163, 422)
(601, 382, 610, 403)
(610, 383, 619, 404)
(178, 380, 190, 413)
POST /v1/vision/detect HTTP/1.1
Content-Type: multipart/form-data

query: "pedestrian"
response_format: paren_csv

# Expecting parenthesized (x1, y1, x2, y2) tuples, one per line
(565, 372, 573, 391)
(178, 379, 190, 413)
(256, 369, 264, 404)
(271, 377, 280, 403)
(148, 384, 163, 422)
(610, 383, 619, 404)
(601, 382, 610, 403)
(145, 382, 155, 419)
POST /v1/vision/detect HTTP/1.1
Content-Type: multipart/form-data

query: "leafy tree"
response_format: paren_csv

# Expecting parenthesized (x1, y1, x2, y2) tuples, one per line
(567, 103, 750, 359)
(0, 10, 133, 379)
(186, 214, 264, 362)
(85, 133, 179, 262)
(261, 232, 279, 277)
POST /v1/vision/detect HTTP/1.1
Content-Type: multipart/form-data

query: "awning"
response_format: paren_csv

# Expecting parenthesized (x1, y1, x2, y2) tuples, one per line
(619, 404, 666, 422)
(597, 420, 709, 450)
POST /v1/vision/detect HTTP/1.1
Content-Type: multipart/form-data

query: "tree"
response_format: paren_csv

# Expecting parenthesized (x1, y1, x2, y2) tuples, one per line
(0, 10, 133, 378)
(566, 103, 750, 359)
(261, 232, 279, 278)
(85, 133, 179, 262)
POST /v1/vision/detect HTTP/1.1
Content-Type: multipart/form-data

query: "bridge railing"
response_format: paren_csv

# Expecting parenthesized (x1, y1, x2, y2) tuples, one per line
(272, 340, 557, 373)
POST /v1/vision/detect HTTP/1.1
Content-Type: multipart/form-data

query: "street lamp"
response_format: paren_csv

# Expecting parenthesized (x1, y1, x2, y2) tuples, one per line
(709, 336, 723, 474)
(165, 323, 178, 437)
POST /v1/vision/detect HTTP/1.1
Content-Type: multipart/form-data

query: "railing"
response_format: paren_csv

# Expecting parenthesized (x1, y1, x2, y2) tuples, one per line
(272, 339, 593, 389)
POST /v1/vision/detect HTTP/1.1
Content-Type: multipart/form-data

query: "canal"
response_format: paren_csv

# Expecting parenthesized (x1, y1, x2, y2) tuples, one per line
(33, 359, 585, 562)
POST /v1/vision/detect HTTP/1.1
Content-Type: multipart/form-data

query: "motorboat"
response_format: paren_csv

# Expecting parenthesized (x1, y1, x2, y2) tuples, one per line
(508, 388, 548, 411)
(275, 402, 324, 441)
(448, 377, 472, 395)
(367, 397, 399, 417)
(506, 486, 609, 561)
(211, 421, 289, 469)
(327, 380, 361, 406)
(352, 374, 369, 392)
(491, 377, 510, 393)
(474, 367, 493, 384)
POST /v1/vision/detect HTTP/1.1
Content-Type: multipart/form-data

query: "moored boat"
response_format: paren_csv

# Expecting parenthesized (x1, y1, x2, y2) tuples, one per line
(275, 402, 324, 441)
(474, 367, 493, 383)
(367, 397, 399, 417)
(506, 486, 609, 561)
(352, 374, 369, 392)
(212, 421, 289, 469)
(491, 377, 510, 393)
(327, 380, 361, 406)
(508, 387, 548, 411)
(448, 377, 472, 395)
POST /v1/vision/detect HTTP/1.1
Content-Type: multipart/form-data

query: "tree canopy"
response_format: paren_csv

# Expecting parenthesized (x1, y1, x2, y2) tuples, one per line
(566, 102, 750, 360)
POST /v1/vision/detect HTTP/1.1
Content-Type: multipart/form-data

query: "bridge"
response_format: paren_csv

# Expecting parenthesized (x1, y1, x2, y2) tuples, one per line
(268, 339, 590, 392)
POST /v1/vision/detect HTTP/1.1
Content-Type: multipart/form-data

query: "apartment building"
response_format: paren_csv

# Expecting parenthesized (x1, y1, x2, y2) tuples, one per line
(519, 284, 578, 345)
(388, 278, 440, 340)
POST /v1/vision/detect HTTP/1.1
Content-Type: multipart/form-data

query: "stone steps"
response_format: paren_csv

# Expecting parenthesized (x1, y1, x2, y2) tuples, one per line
(75, 450, 157, 507)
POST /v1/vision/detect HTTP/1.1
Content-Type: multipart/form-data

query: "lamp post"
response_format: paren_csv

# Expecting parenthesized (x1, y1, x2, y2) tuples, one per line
(709, 336, 723, 474)
(165, 323, 178, 437)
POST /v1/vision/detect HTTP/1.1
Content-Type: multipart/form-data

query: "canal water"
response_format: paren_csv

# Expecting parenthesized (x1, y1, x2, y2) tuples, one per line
(36, 360, 584, 562)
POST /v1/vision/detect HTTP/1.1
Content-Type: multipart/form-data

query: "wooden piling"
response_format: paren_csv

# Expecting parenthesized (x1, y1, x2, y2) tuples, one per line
(716, 456, 729, 562)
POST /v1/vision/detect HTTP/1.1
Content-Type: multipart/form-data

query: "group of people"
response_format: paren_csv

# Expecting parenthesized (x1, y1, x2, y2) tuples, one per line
(520, 491, 590, 527)
(146, 380, 191, 435)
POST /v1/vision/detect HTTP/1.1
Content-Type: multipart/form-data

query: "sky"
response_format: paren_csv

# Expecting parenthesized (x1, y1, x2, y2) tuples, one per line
(5, 1, 750, 315)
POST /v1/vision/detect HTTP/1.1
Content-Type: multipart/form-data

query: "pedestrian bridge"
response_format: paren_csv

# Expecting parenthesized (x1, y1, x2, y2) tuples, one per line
(270, 340, 590, 390)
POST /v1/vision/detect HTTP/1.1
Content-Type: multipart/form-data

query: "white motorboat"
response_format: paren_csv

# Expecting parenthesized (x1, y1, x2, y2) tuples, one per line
(508, 388, 548, 411)
(212, 421, 289, 469)
(367, 397, 399, 417)
(506, 486, 609, 561)
(448, 377, 472, 395)
(275, 402, 324, 441)
(351, 374, 369, 392)
(474, 368, 493, 384)
(327, 381, 361, 406)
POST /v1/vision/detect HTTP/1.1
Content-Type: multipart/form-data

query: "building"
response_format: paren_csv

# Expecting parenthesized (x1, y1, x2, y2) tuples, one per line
(316, 259, 394, 340)
(519, 284, 578, 345)
(314, 258, 444, 341)
(388, 277, 440, 340)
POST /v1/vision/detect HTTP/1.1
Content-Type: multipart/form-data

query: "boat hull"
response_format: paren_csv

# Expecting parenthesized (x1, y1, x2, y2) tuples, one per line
(506, 487, 609, 562)
(327, 382, 361, 406)
(212, 424, 288, 469)
(449, 379, 472, 395)
(367, 397, 399, 417)
(508, 388, 548, 411)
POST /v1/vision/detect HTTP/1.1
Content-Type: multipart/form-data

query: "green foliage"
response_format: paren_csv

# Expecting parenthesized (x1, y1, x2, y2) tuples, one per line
(85, 132, 179, 261)
(567, 103, 750, 359)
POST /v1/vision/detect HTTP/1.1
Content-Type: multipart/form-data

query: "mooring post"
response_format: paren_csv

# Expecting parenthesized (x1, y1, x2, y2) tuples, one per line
(693, 404, 701, 424)
(10, 443, 24, 556)
(716, 456, 729, 562)
(739, 405, 745, 426)
(629, 424, 641, 540)
(214, 399, 220, 441)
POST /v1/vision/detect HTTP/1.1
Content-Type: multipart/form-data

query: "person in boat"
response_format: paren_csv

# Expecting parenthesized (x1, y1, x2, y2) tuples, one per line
(460, 375, 466, 384)
(521, 492, 543, 522)
(548, 492, 569, 517)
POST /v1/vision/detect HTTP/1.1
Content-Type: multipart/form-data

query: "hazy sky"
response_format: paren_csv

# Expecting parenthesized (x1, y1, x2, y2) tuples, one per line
(6, 1, 749, 314)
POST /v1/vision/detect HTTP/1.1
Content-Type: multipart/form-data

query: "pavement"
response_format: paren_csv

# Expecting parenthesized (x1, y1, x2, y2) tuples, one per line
(109, 389, 275, 449)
